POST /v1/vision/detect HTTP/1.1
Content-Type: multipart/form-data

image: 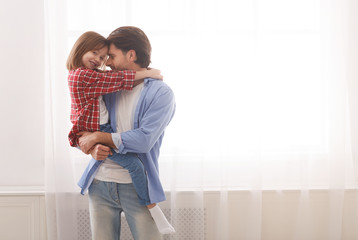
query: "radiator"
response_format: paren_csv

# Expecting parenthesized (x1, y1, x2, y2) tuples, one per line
(77, 208, 206, 240)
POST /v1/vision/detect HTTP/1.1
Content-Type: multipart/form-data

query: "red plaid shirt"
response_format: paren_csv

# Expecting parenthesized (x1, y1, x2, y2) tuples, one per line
(68, 67, 135, 147)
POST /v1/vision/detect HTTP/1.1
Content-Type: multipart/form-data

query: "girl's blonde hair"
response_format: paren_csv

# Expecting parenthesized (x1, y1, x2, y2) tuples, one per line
(66, 31, 109, 71)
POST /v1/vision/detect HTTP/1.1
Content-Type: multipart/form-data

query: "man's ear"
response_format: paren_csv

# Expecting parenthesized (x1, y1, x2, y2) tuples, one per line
(128, 49, 137, 62)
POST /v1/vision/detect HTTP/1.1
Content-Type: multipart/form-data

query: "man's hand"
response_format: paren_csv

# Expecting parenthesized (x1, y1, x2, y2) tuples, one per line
(78, 131, 98, 154)
(89, 144, 112, 160)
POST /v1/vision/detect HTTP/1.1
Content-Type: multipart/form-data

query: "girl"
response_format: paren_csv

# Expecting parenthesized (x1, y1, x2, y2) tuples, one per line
(67, 31, 174, 234)
(66, 31, 162, 147)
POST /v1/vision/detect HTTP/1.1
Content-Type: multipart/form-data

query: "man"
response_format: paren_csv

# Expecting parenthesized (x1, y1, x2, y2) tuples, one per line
(77, 26, 176, 240)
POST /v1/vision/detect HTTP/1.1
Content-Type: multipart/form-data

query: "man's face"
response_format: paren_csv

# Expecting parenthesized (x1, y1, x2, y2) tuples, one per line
(106, 44, 131, 71)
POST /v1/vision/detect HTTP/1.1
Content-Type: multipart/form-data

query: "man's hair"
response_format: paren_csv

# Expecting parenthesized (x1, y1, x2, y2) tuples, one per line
(107, 26, 152, 68)
(66, 31, 109, 71)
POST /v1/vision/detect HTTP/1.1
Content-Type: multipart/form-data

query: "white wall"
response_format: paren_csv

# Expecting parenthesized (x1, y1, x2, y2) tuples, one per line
(0, 0, 45, 191)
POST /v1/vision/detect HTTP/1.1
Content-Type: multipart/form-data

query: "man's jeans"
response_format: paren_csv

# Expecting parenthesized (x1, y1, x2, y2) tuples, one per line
(88, 179, 162, 240)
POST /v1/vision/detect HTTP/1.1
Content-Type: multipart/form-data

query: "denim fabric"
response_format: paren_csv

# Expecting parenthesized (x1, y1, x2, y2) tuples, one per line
(107, 152, 150, 205)
(99, 122, 113, 132)
(88, 179, 162, 240)
(77, 124, 150, 206)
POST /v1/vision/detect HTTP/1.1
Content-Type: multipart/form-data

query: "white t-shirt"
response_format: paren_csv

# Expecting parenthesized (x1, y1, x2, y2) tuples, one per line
(95, 83, 145, 183)
(98, 96, 109, 125)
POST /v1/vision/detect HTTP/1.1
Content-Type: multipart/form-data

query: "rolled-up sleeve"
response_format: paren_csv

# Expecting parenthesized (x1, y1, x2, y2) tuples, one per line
(111, 133, 122, 153)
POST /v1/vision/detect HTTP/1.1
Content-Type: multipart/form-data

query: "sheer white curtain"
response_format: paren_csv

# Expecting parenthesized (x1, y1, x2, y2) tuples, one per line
(45, 0, 358, 239)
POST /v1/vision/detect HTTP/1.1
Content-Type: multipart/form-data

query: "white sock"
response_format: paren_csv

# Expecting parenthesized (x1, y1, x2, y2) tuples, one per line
(149, 205, 175, 234)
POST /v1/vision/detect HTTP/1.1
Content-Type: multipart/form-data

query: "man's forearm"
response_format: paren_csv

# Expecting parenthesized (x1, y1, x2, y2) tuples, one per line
(94, 132, 117, 149)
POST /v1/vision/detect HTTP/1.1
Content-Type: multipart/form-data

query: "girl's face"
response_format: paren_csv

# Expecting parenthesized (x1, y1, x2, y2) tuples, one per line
(82, 46, 108, 69)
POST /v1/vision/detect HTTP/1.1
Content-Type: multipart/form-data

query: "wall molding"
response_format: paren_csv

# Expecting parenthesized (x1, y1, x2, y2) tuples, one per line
(0, 186, 45, 195)
(0, 194, 46, 240)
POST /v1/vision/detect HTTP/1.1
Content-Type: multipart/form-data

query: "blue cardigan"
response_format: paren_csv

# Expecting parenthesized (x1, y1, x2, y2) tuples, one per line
(77, 78, 175, 203)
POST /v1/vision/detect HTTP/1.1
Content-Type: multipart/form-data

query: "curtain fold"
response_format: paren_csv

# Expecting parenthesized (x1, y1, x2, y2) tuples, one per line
(44, 0, 358, 239)
(346, 0, 358, 183)
(44, 0, 83, 239)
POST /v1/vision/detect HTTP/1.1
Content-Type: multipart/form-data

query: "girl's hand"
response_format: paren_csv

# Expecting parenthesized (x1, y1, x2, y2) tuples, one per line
(134, 68, 163, 81)
(78, 131, 98, 154)
(147, 68, 163, 80)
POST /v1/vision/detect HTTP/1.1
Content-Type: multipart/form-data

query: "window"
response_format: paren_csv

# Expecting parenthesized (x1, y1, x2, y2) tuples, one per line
(66, 0, 356, 191)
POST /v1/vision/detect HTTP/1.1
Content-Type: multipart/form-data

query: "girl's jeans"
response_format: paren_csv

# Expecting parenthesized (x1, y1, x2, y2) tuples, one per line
(100, 123, 151, 206)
